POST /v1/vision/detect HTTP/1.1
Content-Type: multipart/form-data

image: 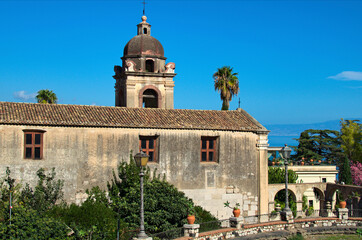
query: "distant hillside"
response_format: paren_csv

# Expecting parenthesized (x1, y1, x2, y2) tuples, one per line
(265, 119, 361, 137)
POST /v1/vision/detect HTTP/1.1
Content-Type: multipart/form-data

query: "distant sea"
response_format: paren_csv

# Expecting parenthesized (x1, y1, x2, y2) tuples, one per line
(265, 118, 361, 147)
(268, 136, 299, 147)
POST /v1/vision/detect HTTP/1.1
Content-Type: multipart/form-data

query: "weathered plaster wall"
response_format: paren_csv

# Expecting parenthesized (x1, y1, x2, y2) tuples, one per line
(0, 124, 261, 218)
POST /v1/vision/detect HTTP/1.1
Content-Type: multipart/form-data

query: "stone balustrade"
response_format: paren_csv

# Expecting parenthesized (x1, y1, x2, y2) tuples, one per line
(179, 208, 360, 240)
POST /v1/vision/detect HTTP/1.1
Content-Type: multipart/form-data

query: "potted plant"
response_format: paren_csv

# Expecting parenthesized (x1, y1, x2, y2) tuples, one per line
(301, 157, 305, 166)
(337, 191, 347, 209)
(187, 207, 195, 224)
(224, 201, 241, 217)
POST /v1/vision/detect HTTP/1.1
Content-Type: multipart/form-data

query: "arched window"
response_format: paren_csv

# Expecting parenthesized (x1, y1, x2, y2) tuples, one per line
(143, 28, 148, 34)
(145, 60, 154, 72)
(142, 89, 158, 108)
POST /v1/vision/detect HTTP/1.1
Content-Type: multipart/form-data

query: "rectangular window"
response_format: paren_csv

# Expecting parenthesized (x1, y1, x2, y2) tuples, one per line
(23, 131, 44, 160)
(200, 137, 218, 162)
(322, 178, 327, 183)
(139, 136, 158, 163)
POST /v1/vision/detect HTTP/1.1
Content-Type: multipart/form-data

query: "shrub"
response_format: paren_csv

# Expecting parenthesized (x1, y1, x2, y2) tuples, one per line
(19, 168, 64, 213)
(108, 152, 217, 234)
(268, 167, 298, 184)
(48, 187, 121, 240)
(0, 206, 71, 239)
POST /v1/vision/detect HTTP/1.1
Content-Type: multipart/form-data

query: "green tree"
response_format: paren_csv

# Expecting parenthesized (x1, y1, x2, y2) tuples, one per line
(36, 89, 58, 104)
(48, 187, 120, 240)
(107, 153, 216, 234)
(19, 168, 64, 213)
(213, 66, 239, 110)
(292, 129, 341, 164)
(292, 131, 320, 161)
(0, 168, 22, 221)
(0, 206, 71, 240)
(339, 154, 353, 185)
(0, 168, 72, 239)
(340, 119, 362, 163)
(268, 167, 298, 184)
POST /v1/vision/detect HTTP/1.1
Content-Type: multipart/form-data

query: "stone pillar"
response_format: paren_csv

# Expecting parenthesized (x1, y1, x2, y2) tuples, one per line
(268, 201, 275, 214)
(326, 201, 336, 217)
(269, 203, 282, 221)
(281, 210, 294, 223)
(229, 217, 244, 229)
(296, 201, 304, 218)
(257, 132, 269, 221)
(183, 224, 200, 238)
(338, 208, 349, 220)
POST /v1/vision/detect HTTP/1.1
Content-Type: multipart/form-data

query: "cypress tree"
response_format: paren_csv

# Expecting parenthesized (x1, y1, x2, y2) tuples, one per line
(339, 155, 352, 185)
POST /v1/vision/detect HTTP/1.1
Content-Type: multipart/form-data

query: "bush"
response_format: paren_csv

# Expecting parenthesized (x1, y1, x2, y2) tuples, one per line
(108, 152, 217, 234)
(19, 168, 64, 213)
(48, 187, 122, 240)
(0, 206, 71, 239)
(268, 167, 298, 184)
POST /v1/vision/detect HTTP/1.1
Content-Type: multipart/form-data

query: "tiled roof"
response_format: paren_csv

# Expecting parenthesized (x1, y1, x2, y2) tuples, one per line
(0, 102, 267, 132)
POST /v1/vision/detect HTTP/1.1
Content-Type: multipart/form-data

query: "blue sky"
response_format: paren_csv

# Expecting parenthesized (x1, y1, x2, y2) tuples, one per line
(0, 0, 361, 125)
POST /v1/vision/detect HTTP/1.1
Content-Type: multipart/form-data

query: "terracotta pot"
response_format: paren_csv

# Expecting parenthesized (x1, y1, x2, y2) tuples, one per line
(187, 215, 195, 224)
(339, 201, 347, 209)
(272, 162, 275, 166)
(233, 209, 241, 218)
(301, 162, 305, 166)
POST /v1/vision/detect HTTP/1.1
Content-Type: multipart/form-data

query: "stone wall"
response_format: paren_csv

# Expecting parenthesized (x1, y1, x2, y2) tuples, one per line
(0, 124, 261, 218)
(186, 218, 362, 240)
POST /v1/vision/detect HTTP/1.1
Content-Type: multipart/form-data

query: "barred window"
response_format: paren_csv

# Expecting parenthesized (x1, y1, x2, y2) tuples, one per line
(23, 130, 45, 159)
(139, 136, 158, 162)
(201, 137, 218, 162)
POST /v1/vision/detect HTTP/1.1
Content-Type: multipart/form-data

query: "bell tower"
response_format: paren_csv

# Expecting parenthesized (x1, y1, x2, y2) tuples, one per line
(114, 16, 176, 109)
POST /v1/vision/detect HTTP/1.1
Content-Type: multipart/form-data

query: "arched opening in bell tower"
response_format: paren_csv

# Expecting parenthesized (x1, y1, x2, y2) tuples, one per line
(142, 89, 158, 108)
(145, 60, 154, 72)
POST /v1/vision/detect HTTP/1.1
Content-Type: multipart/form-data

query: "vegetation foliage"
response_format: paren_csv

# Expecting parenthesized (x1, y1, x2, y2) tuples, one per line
(36, 89, 58, 104)
(292, 119, 361, 185)
(268, 167, 298, 184)
(213, 66, 239, 110)
(107, 152, 217, 234)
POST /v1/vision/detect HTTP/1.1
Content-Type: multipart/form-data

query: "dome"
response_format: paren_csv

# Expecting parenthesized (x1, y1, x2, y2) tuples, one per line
(123, 34, 164, 58)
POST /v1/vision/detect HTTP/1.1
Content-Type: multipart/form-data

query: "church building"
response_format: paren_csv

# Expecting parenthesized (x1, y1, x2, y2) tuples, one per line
(0, 16, 269, 219)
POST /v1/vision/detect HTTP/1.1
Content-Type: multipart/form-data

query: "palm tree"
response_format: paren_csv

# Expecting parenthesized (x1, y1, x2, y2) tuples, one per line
(213, 66, 239, 110)
(36, 89, 58, 104)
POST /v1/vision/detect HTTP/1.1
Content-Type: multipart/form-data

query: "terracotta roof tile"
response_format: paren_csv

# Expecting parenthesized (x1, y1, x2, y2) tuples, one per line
(0, 102, 267, 132)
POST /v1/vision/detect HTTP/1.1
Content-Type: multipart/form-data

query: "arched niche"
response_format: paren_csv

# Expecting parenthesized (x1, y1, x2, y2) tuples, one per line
(145, 59, 154, 72)
(139, 85, 162, 108)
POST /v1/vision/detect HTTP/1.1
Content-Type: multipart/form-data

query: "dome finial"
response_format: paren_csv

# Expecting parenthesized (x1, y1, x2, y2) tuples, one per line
(141, 15, 147, 22)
